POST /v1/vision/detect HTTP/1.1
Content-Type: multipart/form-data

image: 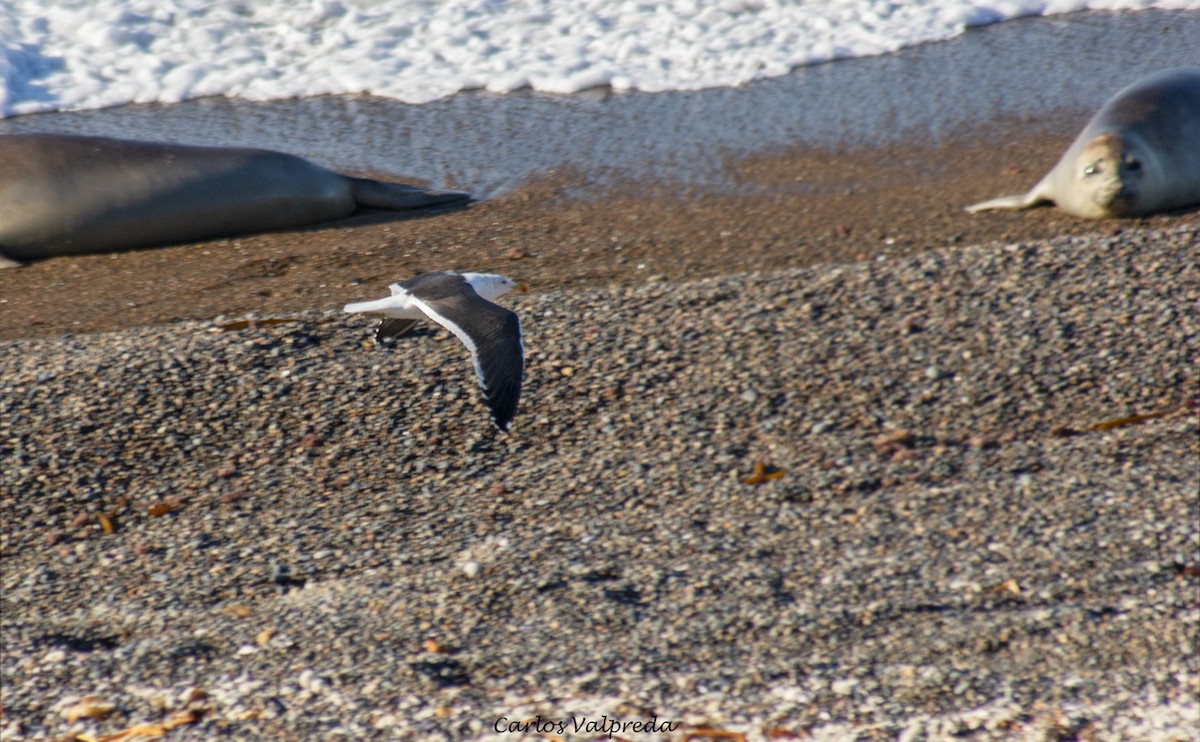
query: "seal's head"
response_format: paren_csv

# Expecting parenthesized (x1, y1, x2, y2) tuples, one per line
(1076, 132, 1145, 217)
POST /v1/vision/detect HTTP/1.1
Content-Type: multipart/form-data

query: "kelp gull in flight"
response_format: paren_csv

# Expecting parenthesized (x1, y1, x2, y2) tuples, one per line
(344, 272, 526, 432)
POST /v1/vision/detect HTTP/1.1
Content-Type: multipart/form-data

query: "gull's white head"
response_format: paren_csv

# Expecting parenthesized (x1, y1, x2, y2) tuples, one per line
(463, 272, 528, 300)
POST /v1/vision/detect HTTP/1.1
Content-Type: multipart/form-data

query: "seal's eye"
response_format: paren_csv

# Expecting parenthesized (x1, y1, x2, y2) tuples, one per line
(1084, 163, 1101, 176)
(1127, 159, 1141, 172)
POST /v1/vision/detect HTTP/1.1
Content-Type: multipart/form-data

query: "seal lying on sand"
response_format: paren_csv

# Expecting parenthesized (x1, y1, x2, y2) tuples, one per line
(967, 67, 1200, 219)
(0, 134, 470, 267)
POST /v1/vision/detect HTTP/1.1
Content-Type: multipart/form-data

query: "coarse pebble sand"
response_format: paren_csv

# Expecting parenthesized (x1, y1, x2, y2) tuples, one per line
(2, 199, 1197, 741)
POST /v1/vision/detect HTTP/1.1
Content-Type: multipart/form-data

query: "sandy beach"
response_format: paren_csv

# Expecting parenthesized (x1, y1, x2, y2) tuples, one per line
(1, 125, 1198, 342)
(2, 11, 1199, 742)
(2, 222, 1197, 740)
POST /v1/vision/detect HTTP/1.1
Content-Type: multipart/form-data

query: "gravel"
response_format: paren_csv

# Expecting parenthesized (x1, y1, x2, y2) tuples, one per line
(2, 226, 1197, 741)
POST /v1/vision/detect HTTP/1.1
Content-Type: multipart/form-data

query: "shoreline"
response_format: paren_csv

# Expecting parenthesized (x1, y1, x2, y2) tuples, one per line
(3, 11, 1199, 341)
(2, 10, 1199, 195)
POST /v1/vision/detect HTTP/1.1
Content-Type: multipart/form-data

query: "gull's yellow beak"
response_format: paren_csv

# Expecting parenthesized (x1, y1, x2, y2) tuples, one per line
(513, 282, 529, 293)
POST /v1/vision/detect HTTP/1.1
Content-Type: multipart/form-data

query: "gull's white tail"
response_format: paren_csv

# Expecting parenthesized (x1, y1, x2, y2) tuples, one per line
(343, 297, 401, 314)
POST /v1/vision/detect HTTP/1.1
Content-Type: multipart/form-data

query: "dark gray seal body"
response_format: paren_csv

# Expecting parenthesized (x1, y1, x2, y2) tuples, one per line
(967, 68, 1200, 219)
(0, 134, 470, 266)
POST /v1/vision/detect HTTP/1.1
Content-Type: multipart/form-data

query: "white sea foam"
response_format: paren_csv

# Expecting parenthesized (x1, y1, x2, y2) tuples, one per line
(2, 0, 1198, 118)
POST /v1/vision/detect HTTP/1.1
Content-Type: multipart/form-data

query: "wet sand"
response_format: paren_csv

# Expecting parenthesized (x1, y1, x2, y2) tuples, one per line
(1, 121, 1198, 341)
